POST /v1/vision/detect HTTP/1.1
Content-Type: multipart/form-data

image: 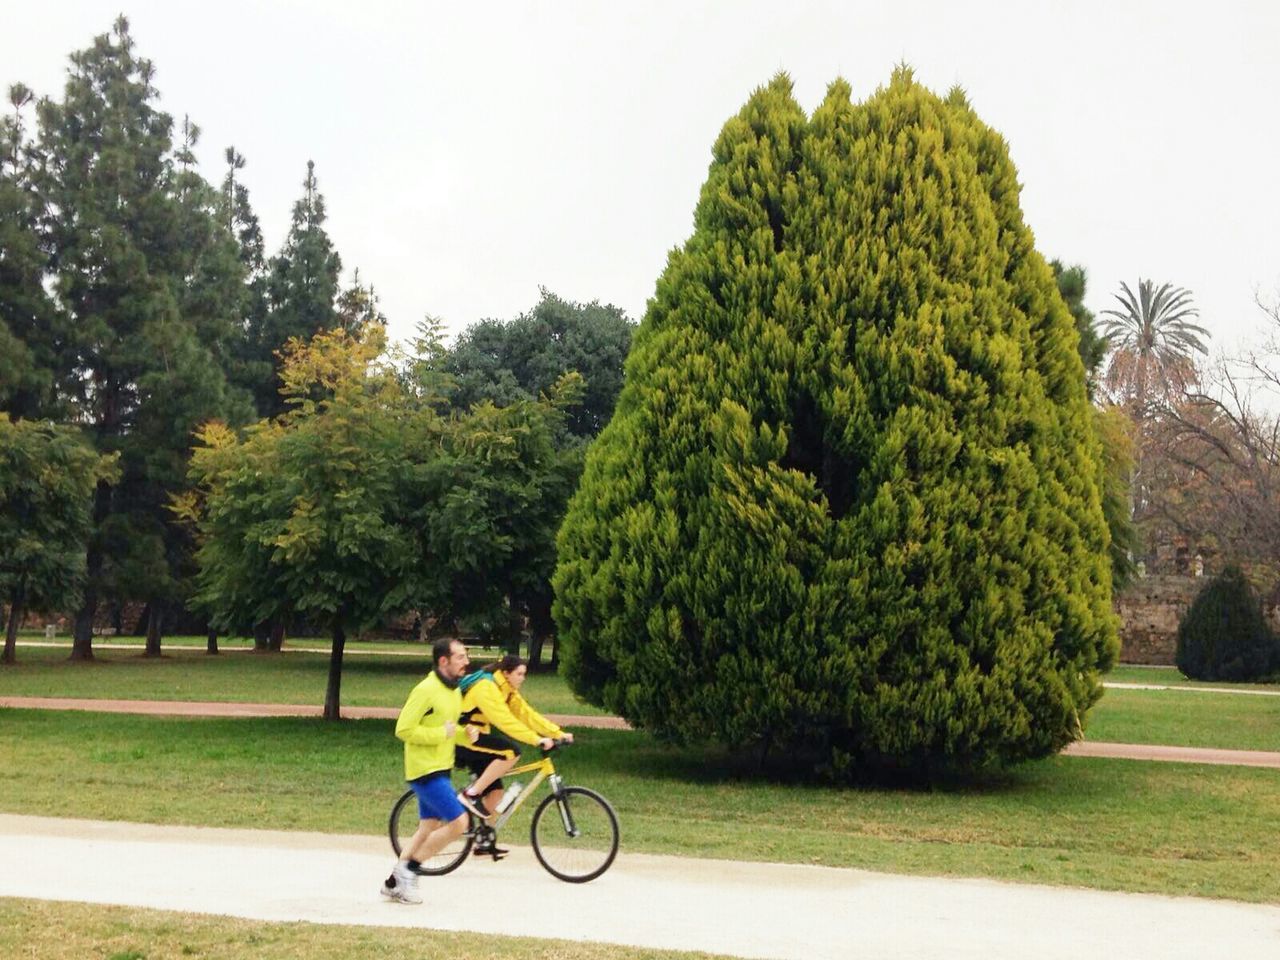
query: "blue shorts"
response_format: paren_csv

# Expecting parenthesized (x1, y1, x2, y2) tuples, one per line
(408, 771, 466, 822)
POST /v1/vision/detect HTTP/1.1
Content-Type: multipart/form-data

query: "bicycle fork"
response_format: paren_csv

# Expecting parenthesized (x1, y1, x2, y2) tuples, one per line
(549, 774, 581, 838)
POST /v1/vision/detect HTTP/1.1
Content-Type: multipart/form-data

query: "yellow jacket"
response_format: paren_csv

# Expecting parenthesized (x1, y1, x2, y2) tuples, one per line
(396, 670, 471, 780)
(461, 670, 564, 747)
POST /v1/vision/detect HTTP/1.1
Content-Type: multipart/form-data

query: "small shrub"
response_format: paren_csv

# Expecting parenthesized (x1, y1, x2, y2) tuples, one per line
(1176, 565, 1279, 682)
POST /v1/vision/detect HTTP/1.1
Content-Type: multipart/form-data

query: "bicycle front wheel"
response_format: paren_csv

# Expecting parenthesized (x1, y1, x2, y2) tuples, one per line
(530, 786, 619, 883)
(389, 789, 474, 876)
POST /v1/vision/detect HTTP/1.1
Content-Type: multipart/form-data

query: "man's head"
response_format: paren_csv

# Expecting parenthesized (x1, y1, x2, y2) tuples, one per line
(433, 637, 470, 683)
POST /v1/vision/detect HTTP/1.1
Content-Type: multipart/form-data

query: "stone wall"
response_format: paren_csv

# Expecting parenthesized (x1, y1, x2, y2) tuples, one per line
(1114, 575, 1196, 664)
(1115, 573, 1280, 664)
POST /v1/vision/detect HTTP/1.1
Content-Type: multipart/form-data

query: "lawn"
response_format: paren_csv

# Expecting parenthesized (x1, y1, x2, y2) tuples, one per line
(1086, 686, 1280, 752)
(1, 709, 1277, 903)
(0, 898, 730, 960)
(0, 643, 603, 716)
(4, 646, 1278, 750)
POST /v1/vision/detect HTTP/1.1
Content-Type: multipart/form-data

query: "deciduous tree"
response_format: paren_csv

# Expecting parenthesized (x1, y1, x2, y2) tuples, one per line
(0, 420, 114, 662)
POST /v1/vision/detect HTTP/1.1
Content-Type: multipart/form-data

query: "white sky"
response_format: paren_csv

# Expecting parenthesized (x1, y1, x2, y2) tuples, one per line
(7, 1, 1280, 355)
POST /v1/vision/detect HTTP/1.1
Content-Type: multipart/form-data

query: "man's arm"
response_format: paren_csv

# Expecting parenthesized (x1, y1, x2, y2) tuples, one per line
(395, 683, 451, 746)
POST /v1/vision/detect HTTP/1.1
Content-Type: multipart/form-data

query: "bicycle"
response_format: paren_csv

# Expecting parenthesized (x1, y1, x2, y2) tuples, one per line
(388, 741, 619, 883)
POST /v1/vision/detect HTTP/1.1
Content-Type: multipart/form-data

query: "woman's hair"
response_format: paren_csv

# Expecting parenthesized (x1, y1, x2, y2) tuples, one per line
(486, 654, 528, 675)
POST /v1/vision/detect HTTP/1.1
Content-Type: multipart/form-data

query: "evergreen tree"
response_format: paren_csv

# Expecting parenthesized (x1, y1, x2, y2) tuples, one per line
(335, 268, 387, 332)
(0, 83, 58, 419)
(1049, 260, 1135, 588)
(446, 289, 634, 438)
(1176, 565, 1279, 682)
(260, 160, 342, 417)
(219, 145, 273, 410)
(33, 18, 241, 658)
(553, 72, 1116, 778)
(1051, 260, 1107, 398)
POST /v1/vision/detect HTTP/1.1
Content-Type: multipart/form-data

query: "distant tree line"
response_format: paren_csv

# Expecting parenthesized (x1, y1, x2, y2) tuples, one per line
(0, 18, 634, 687)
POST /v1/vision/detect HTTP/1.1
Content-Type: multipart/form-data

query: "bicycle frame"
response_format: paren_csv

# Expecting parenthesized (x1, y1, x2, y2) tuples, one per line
(485, 752, 564, 831)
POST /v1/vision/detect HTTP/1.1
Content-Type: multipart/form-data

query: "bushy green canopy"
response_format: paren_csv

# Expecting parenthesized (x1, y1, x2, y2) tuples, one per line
(553, 71, 1117, 777)
(1176, 565, 1278, 682)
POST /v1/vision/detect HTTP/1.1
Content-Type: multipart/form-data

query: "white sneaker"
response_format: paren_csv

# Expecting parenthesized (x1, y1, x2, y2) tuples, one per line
(379, 862, 423, 904)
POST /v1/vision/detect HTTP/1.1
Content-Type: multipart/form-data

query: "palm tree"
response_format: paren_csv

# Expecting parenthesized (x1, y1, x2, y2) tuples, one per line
(1101, 279, 1209, 411)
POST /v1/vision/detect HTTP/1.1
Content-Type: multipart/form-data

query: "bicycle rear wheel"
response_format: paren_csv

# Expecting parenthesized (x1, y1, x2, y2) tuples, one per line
(530, 786, 619, 883)
(388, 789, 474, 876)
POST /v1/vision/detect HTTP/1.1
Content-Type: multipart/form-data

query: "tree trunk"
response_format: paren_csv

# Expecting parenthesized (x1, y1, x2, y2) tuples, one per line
(144, 603, 163, 657)
(527, 632, 545, 669)
(323, 621, 346, 721)
(3, 597, 23, 664)
(506, 603, 523, 657)
(71, 480, 111, 662)
(206, 628, 219, 655)
(549, 636, 559, 671)
(132, 602, 150, 637)
(268, 621, 286, 652)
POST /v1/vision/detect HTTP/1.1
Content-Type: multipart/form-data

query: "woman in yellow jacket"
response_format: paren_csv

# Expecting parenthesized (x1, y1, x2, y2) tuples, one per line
(454, 654, 573, 854)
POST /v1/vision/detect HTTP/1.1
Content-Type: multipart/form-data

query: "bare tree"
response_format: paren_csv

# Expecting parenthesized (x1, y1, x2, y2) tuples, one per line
(1143, 293, 1280, 575)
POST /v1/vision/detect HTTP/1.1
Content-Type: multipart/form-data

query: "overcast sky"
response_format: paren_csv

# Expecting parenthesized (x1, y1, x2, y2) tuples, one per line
(7, 2, 1279, 355)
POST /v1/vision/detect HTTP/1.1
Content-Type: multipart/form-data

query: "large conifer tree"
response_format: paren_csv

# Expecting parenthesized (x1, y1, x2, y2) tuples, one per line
(259, 161, 343, 417)
(0, 84, 58, 419)
(33, 18, 245, 657)
(553, 71, 1116, 776)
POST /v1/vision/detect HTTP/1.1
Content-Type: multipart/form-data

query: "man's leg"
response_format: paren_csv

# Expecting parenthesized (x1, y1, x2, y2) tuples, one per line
(406, 811, 469, 863)
(383, 775, 466, 903)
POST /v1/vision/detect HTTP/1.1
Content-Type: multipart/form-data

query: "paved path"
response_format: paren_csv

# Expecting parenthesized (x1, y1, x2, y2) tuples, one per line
(1106, 680, 1280, 697)
(1, 814, 1277, 960)
(2, 695, 1277, 768)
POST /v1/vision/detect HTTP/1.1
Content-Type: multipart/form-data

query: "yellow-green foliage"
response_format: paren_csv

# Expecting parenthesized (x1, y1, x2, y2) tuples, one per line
(553, 71, 1117, 777)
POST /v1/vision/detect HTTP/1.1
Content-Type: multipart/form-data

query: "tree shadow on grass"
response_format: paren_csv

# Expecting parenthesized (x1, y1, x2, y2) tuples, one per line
(570, 726, 1055, 796)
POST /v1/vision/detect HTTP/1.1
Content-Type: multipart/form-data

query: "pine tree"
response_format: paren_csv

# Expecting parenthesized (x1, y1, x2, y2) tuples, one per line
(335, 268, 387, 332)
(33, 18, 242, 658)
(553, 72, 1117, 778)
(220, 145, 273, 413)
(261, 160, 342, 417)
(0, 83, 58, 419)
(1051, 260, 1107, 397)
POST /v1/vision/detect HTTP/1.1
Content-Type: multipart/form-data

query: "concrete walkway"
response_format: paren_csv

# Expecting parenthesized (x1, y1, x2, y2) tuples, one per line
(1106, 680, 1280, 697)
(3, 695, 1278, 768)
(1, 814, 1277, 960)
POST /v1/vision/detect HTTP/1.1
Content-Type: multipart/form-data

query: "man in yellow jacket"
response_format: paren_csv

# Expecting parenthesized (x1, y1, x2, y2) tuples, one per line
(380, 637, 477, 904)
(455, 654, 573, 855)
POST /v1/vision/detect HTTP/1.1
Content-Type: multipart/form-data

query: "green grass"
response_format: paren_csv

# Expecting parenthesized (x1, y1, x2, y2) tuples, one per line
(6, 646, 1280, 749)
(1087, 686, 1280, 752)
(1, 709, 1277, 903)
(0, 644, 603, 716)
(0, 898, 730, 960)
(13, 630, 530, 657)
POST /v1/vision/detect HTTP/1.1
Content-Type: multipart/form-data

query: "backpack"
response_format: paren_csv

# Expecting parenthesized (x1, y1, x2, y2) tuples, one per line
(458, 669, 494, 695)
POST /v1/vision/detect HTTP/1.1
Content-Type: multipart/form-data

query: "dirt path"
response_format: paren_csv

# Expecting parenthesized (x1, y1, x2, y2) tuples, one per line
(2, 695, 1277, 767)
(1, 813, 1277, 960)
